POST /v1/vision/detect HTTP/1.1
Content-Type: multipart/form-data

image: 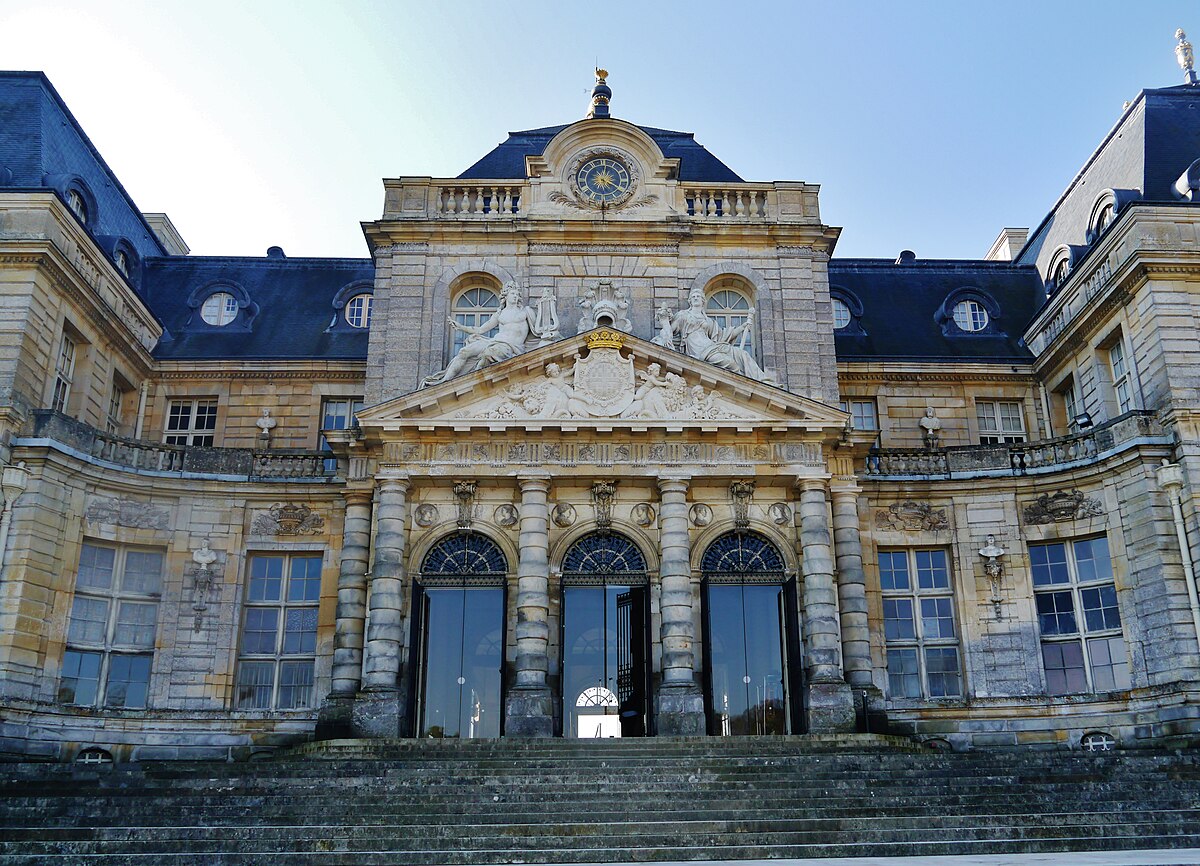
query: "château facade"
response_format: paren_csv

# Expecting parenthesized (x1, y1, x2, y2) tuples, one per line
(2, 56, 1200, 762)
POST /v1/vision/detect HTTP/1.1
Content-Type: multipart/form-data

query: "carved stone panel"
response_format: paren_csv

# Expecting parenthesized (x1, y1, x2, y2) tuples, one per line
(1022, 490, 1104, 525)
(874, 501, 949, 532)
(251, 503, 325, 536)
(84, 497, 169, 530)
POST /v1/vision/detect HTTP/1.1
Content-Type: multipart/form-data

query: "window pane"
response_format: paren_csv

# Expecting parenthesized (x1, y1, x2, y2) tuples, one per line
(277, 660, 315, 709)
(77, 544, 116, 590)
(1073, 537, 1113, 583)
(236, 661, 275, 710)
(282, 608, 318, 655)
(287, 557, 322, 602)
(1088, 636, 1131, 691)
(1080, 584, 1121, 632)
(242, 608, 279, 654)
(194, 401, 218, 431)
(998, 402, 1023, 433)
(68, 596, 109, 644)
(976, 402, 998, 432)
(1042, 641, 1087, 695)
(1029, 543, 1070, 586)
(925, 647, 962, 697)
(166, 401, 192, 431)
(113, 601, 158, 649)
(105, 655, 151, 709)
(1036, 590, 1078, 635)
(886, 648, 922, 698)
(920, 597, 956, 640)
(59, 650, 101, 706)
(248, 557, 284, 602)
(122, 551, 164, 595)
(878, 551, 910, 591)
(883, 598, 915, 641)
(915, 549, 949, 590)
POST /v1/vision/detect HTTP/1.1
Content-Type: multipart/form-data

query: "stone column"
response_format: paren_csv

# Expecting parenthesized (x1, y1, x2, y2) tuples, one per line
(655, 475, 705, 735)
(352, 475, 410, 737)
(798, 478, 855, 732)
(505, 474, 554, 737)
(830, 479, 873, 689)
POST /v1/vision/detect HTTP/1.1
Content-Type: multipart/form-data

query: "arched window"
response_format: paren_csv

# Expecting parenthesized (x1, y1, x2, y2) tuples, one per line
(952, 299, 989, 332)
(345, 294, 373, 329)
(701, 531, 785, 576)
(420, 533, 507, 579)
(451, 286, 501, 355)
(67, 188, 89, 225)
(705, 281, 754, 353)
(1050, 258, 1070, 287)
(562, 533, 647, 581)
(200, 292, 239, 326)
(1094, 202, 1115, 235)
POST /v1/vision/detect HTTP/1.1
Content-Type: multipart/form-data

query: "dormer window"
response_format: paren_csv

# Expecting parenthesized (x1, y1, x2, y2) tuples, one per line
(67, 189, 89, 225)
(1051, 258, 1070, 287)
(832, 297, 852, 330)
(345, 294, 373, 329)
(114, 249, 129, 277)
(200, 292, 239, 326)
(1094, 202, 1115, 234)
(953, 300, 988, 332)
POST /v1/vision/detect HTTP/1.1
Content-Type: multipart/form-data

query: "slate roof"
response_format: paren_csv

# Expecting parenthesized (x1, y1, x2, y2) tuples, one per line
(829, 259, 1044, 362)
(458, 124, 744, 183)
(142, 255, 374, 361)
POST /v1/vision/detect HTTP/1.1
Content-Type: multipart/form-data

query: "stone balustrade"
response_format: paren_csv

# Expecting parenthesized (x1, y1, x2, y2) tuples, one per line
(864, 411, 1164, 479)
(434, 184, 522, 217)
(683, 185, 773, 219)
(26, 410, 338, 480)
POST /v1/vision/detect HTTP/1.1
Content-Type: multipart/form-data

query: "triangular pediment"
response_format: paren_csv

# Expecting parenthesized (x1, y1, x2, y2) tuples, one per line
(355, 330, 848, 438)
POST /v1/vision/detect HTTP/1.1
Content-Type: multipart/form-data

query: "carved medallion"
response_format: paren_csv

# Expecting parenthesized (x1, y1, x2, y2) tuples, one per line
(768, 503, 792, 526)
(1023, 490, 1104, 525)
(494, 503, 519, 528)
(414, 503, 439, 528)
(552, 502, 577, 528)
(690, 503, 713, 527)
(251, 503, 325, 536)
(874, 501, 949, 532)
(632, 503, 656, 527)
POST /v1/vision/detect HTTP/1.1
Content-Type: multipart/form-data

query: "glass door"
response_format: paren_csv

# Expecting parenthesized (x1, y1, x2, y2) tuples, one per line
(415, 584, 505, 738)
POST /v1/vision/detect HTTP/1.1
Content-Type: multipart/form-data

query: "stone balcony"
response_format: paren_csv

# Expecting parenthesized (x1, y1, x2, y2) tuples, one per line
(20, 411, 340, 481)
(863, 411, 1169, 480)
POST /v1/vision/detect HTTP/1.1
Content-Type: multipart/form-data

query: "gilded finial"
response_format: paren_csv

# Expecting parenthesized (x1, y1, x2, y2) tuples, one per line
(1177, 28, 1197, 84)
(586, 67, 612, 119)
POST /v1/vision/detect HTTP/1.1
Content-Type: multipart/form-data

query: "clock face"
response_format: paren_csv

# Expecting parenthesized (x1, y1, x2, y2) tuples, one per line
(575, 156, 633, 205)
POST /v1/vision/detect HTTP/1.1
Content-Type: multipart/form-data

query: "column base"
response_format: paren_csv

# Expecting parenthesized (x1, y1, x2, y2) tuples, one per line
(315, 692, 355, 740)
(655, 684, 706, 736)
(504, 686, 554, 738)
(805, 680, 856, 733)
(351, 690, 406, 738)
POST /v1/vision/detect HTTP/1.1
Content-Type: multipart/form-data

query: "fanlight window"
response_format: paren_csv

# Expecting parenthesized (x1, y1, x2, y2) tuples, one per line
(701, 531, 786, 575)
(420, 533, 507, 577)
(706, 288, 754, 352)
(562, 533, 647, 577)
(451, 287, 501, 355)
(200, 292, 239, 326)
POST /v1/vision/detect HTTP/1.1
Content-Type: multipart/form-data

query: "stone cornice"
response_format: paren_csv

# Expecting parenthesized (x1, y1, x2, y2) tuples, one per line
(153, 363, 366, 382)
(838, 363, 1036, 384)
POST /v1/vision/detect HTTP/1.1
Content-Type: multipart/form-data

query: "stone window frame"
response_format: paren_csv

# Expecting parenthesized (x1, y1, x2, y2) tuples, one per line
(447, 282, 502, 359)
(234, 552, 324, 711)
(1028, 534, 1130, 697)
(877, 547, 963, 701)
(838, 397, 878, 432)
(50, 328, 78, 415)
(319, 396, 363, 471)
(58, 540, 164, 711)
(163, 396, 219, 447)
(975, 399, 1027, 445)
(704, 276, 759, 358)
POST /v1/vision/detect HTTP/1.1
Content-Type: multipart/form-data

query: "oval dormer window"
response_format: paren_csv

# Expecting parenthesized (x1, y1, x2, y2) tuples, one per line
(832, 297, 852, 330)
(345, 294, 373, 329)
(953, 299, 988, 332)
(200, 292, 239, 326)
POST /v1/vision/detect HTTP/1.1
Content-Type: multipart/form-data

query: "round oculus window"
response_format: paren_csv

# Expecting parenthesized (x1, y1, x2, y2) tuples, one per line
(952, 299, 988, 332)
(345, 294, 373, 329)
(832, 297, 852, 330)
(200, 292, 239, 326)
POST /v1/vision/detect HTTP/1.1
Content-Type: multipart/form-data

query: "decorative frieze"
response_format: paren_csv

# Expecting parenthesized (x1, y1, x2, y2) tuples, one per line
(84, 497, 169, 530)
(250, 503, 325, 536)
(874, 500, 949, 532)
(1022, 490, 1104, 525)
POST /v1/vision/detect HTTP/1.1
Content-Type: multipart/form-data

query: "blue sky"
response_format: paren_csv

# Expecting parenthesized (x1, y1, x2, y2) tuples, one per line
(0, 1, 1196, 259)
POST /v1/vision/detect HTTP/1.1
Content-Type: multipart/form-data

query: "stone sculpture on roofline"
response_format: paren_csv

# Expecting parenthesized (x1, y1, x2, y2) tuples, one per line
(421, 280, 538, 387)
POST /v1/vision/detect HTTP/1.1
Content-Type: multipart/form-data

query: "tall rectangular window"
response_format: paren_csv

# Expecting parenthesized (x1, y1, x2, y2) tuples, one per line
(838, 399, 879, 431)
(51, 332, 77, 413)
(1030, 536, 1130, 695)
(58, 542, 162, 709)
(164, 398, 218, 447)
(976, 400, 1026, 444)
(236, 553, 323, 710)
(878, 548, 962, 699)
(107, 375, 133, 436)
(1108, 340, 1133, 414)
(319, 397, 363, 472)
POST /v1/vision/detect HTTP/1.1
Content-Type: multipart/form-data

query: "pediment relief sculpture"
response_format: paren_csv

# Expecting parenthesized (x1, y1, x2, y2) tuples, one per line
(653, 289, 775, 384)
(422, 281, 539, 388)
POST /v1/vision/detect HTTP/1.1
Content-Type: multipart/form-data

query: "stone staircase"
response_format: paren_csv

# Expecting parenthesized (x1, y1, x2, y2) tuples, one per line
(1, 735, 1200, 864)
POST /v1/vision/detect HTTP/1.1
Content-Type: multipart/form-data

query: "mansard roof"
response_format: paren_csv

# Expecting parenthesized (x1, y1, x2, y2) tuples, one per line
(458, 124, 744, 183)
(829, 258, 1043, 363)
(142, 255, 374, 361)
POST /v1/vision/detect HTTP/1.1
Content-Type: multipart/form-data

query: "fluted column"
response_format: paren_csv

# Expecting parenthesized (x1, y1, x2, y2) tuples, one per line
(797, 477, 855, 731)
(361, 476, 410, 690)
(330, 489, 373, 695)
(505, 474, 554, 737)
(654, 475, 705, 735)
(830, 479, 873, 689)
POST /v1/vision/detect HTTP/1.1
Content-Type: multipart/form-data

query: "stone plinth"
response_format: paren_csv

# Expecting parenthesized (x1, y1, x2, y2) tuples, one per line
(655, 683, 706, 736)
(806, 680, 856, 733)
(504, 686, 554, 738)
(351, 690, 404, 739)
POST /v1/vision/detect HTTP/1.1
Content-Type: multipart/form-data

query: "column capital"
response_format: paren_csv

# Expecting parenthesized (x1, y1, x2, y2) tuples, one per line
(375, 472, 410, 494)
(657, 474, 690, 495)
(828, 477, 862, 498)
(517, 473, 552, 494)
(343, 487, 375, 507)
(795, 476, 830, 494)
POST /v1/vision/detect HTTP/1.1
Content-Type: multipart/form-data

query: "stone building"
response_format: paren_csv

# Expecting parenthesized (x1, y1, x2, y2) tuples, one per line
(1, 50, 1200, 761)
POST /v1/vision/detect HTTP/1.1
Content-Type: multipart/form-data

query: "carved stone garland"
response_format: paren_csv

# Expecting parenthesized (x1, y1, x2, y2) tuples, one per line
(591, 480, 617, 530)
(453, 480, 477, 530)
(730, 480, 756, 530)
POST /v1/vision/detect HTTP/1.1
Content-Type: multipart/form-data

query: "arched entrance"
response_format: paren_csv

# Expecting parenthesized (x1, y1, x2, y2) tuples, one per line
(560, 532, 652, 737)
(410, 533, 507, 738)
(701, 530, 803, 735)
